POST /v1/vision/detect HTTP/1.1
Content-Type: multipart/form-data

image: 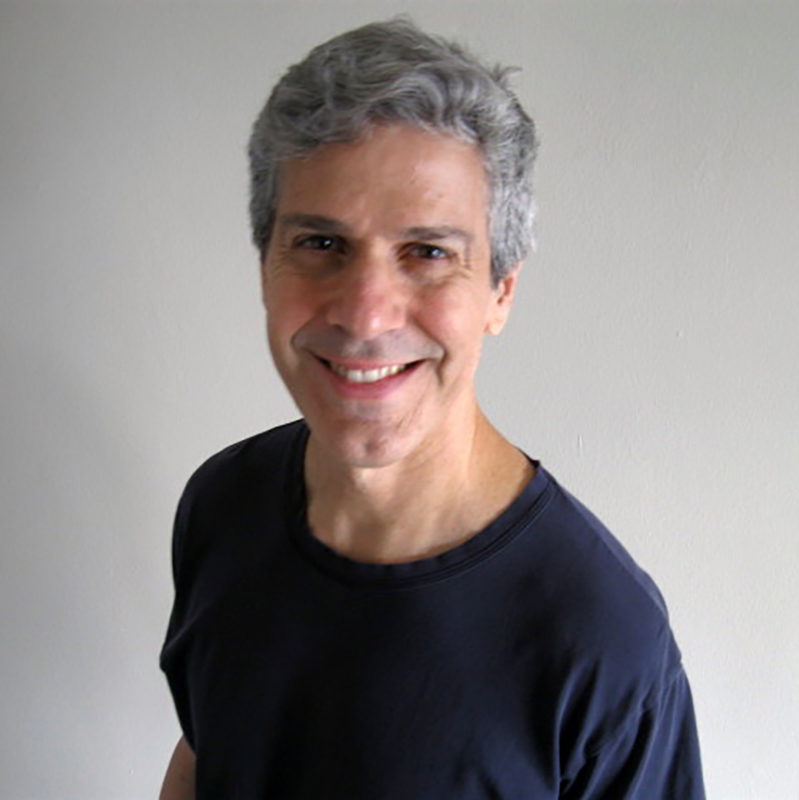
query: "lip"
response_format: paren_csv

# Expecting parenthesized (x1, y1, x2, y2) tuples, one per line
(311, 354, 423, 400)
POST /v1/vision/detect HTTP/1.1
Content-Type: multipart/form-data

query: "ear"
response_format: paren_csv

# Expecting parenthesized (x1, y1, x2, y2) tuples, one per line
(484, 263, 521, 336)
(259, 249, 270, 308)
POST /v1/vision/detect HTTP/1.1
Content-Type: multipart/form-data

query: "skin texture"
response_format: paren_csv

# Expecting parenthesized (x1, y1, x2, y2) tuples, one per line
(159, 736, 195, 800)
(261, 124, 532, 563)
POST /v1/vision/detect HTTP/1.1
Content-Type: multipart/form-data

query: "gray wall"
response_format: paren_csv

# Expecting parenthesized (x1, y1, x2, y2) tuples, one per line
(1, 2, 797, 798)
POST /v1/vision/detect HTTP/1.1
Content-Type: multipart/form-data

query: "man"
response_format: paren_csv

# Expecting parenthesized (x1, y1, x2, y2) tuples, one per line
(160, 19, 704, 799)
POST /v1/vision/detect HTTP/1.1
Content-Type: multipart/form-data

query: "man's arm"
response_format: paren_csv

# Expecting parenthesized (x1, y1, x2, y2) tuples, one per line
(159, 736, 195, 800)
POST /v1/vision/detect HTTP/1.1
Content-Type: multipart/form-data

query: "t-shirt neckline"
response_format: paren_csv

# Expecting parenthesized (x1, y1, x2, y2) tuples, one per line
(285, 420, 552, 588)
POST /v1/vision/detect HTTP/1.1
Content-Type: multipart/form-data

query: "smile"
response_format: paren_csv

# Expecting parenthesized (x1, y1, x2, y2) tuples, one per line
(326, 361, 411, 384)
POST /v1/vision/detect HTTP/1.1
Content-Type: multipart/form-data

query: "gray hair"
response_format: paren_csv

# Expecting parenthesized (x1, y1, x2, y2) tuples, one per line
(248, 18, 538, 283)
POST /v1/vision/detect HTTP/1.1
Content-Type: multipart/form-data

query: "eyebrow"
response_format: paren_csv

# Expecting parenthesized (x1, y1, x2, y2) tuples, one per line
(400, 226, 473, 247)
(275, 213, 346, 234)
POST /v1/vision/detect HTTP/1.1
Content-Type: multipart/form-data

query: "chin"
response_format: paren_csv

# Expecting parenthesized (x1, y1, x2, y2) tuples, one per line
(307, 412, 428, 471)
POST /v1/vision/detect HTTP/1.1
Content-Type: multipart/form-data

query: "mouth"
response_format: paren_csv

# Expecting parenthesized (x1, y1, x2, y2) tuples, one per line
(319, 358, 420, 385)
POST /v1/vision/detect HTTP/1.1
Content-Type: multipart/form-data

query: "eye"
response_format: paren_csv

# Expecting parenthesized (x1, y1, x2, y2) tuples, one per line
(295, 234, 343, 253)
(408, 243, 450, 260)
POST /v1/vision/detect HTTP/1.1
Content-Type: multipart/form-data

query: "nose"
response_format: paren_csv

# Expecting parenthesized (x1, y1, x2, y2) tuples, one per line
(325, 250, 408, 341)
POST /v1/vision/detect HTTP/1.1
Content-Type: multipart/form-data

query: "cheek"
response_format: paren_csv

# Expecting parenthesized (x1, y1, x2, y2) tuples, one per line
(265, 280, 316, 342)
(418, 293, 488, 361)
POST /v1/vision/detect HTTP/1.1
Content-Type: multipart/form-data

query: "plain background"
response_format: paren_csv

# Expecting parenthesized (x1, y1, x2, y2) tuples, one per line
(1, 1, 797, 798)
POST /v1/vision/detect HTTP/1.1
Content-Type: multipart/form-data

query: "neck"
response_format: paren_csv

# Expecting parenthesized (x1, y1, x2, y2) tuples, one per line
(304, 409, 533, 564)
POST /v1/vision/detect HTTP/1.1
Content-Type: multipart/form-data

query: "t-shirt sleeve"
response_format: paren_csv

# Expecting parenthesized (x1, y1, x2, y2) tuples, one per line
(560, 666, 705, 799)
(160, 486, 197, 751)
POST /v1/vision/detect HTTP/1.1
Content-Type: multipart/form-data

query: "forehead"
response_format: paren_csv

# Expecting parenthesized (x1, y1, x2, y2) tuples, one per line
(274, 125, 490, 238)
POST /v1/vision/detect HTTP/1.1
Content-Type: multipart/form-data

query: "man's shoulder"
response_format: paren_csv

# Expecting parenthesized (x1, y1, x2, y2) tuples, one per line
(179, 420, 307, 514)
(180, 418, 306, 507)
(169, 419, 306, 567)
(524, 472, 700, 786)
(542, 474, 669, 618)
(527, 470, 683, 689)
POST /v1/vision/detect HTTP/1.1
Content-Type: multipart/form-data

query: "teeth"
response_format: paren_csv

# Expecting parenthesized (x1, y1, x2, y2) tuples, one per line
(329, 362, 408, 384)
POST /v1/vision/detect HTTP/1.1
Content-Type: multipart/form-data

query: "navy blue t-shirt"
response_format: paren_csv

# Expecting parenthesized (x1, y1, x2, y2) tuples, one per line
(161, 420, 704, 798)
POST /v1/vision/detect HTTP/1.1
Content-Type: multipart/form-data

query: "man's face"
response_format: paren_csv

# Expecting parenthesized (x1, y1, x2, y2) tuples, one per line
(261, 124, 517, 469)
